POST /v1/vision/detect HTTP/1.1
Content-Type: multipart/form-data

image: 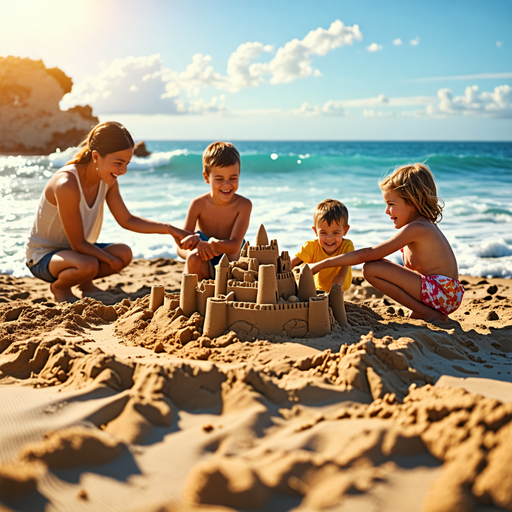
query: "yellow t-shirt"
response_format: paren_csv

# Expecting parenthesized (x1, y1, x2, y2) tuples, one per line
(295, 239, 354, 292)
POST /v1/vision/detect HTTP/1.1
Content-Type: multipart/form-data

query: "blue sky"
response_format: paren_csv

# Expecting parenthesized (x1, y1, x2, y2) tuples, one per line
(1, 0, 511, 140)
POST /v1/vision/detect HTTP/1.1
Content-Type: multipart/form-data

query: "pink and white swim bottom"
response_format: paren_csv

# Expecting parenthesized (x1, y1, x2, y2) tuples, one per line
(421, 275, 464, 315)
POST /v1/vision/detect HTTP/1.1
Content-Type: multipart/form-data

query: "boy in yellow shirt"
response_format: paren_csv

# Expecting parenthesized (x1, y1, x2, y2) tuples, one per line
(291, 199, 354, 292)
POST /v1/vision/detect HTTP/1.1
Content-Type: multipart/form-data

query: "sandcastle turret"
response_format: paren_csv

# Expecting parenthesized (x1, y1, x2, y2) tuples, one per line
(256, 264, 279, 304)
(204, 298, 228, 338)
(248, 224, 279, 266)
(255, 224, 269, 246)
(297, 264, 317, 302)
(180, 274, 198, 317)
(278, 251, 292, 273)
(214, 254, 230, 297)
(240, 241, 249, 258)
(308, 296, 331, 336)
(329, 284, 348, 328)
(248, 258, 259, 271)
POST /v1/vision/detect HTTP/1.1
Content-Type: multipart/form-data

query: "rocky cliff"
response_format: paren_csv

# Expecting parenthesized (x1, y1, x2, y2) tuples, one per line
(0, 56, 99, 155)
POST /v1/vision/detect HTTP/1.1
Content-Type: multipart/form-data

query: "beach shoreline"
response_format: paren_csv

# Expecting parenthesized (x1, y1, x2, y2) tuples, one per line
(0, 259, 511, 511)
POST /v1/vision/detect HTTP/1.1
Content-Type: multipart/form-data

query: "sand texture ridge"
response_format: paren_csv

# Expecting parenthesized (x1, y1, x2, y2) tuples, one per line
(0, 258, 512, 512)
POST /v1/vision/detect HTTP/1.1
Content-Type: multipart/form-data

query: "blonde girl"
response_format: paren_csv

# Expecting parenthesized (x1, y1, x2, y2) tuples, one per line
(310, 163, 464, 322)
(26, 121, 190, 303)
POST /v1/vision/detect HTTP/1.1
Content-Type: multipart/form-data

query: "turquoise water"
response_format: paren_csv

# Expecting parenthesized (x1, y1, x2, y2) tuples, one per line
(1, 141, 511, 278)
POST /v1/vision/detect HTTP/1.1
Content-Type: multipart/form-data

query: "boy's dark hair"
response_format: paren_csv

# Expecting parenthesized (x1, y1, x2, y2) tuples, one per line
(314, 199, 349, 227)
(203, 142, 241, 175)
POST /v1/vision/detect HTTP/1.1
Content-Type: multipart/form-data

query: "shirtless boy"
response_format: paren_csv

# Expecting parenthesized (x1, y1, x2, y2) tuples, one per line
(177, 142, 252, 281)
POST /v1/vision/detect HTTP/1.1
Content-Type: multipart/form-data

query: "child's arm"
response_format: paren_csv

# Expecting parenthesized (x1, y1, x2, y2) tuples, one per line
(291, 256, 303, 267)
(332, 266, 349, 288)
(178, 199, 204, 251)
(207, 198, 252, 256)
(310, 224, 420, 275)
(105, 182, 193, 246)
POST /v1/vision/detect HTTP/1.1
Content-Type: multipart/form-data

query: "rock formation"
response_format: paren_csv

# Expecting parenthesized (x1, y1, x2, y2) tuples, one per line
(0, 56, 99, 155)
(134, 141, 151, 157)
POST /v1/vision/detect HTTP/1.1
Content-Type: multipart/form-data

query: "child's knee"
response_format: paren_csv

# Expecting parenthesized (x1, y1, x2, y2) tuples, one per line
(186, 250, 202, 270)
(119, 244, 133, 267)
(82, 257, 100, 278)
(362, 261, 375, 279)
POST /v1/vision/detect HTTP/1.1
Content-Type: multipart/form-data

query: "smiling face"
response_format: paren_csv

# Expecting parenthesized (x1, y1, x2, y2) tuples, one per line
(382, 189, 418, 229)
(313, 218, 349, 255)
(93, 147, 134, 185)
(203, 164, 240, 204)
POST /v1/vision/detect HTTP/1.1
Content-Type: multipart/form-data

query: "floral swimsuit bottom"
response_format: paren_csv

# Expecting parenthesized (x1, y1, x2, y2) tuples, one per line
(421, 275, 465, 315)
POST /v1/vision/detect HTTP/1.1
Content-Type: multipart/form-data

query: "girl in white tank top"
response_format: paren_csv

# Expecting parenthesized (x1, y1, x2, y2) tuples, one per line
(26, 121, 190, 303)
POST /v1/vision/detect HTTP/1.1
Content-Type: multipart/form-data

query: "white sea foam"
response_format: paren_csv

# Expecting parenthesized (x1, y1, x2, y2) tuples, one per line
(128, 150, 188, 170)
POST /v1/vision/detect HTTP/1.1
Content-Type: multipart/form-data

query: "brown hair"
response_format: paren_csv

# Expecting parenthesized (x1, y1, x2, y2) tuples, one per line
(202, 142, 241, 175)
(314, 199, 349, 227)
(380, 163, 444, 223)
(67, 121, 134, 165)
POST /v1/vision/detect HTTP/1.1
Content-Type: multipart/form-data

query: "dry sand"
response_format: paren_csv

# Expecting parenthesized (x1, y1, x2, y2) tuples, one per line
(0, 259, 511, 512)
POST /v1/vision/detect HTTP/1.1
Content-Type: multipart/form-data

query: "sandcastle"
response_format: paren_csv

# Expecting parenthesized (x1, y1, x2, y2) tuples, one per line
(153, 225, 348, 338)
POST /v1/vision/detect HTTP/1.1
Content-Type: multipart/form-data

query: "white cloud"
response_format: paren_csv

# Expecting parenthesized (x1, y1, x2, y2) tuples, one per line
(367, 43, 383, 52)
(61, 20, 363, 115)
(165, 20, 362, 91)
(288, 86, 511, 118)
(341, 94, 389, 107)
(363, 109, 394, 117)
(61, 55, 180, 115)
(177, 96, 228, 115)
(410, 72, 512, 82)
(291, 101, 345, 116)
(392, 38, 402, 46)
(225, 42, 273, 90)
(262, 20, 362, 85)
(409, 37, 420, 46)
(61, 54, 226, 115)
(427, 85, 512, 118)
(496, 41, 503, 48)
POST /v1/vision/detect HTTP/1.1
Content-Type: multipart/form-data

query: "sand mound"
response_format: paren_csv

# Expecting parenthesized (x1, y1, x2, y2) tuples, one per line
(0, 461, 45, 498)
(19, 426, 126, 469)
(0, 267, 511, 511)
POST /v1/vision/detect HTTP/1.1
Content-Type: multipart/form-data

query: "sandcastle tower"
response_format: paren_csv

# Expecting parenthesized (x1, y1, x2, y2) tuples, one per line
(180, 274, 198, 317)
(297, 264, 317, 302)
(247, 225, 279, 266)
(256, 265, 279, 304)
(180, 224, 348, 339)
(214, 254, 230, 297)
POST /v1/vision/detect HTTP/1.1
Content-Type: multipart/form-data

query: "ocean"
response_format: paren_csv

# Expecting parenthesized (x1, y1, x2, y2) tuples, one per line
(1, 141, 511, 278)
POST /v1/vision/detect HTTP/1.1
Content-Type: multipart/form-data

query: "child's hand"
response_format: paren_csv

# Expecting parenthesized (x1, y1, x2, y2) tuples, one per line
(196, 241, 215, 261)
(180, 233, 201, 250)
(208, 237, 222, 256)
(107, 254, 125, 273)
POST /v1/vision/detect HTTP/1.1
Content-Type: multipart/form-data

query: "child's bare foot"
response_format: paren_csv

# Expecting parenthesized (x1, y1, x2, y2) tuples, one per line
(78, 281, 104, 297)
(409, 309, 450, 323)
(50, 282, 79, 303)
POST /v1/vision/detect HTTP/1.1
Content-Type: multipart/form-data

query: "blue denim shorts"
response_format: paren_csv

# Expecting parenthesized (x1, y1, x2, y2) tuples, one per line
(27, 243, 113, 283)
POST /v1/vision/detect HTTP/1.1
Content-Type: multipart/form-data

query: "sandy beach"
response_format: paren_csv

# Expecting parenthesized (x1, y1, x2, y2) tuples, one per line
(0, 259, 511, 512)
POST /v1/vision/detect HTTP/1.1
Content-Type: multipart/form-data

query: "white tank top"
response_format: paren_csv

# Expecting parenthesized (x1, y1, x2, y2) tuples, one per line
(26, 165, 109, 266)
